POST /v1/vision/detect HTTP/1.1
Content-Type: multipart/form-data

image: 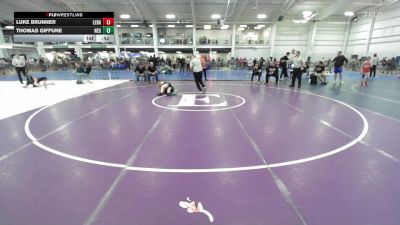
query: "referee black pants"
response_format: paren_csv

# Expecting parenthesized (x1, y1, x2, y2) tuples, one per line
(16, 67, 27, 84)
(280, 65, 288, 78)
(291, 68, 303, 87)
(370, 65, 377, 77)
(193, 71, 205, 91)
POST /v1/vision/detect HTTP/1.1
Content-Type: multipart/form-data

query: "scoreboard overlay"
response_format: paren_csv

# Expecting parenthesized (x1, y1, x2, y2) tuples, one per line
(14, 12, 115, 43)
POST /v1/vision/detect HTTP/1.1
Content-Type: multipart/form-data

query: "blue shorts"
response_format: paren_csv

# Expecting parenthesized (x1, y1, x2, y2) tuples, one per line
(334, 66, 343, 74)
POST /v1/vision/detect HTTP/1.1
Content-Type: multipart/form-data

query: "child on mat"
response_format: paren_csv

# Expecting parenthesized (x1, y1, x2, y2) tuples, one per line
(157, 81, 175, 96)
(361, 57, 372, 88)
(24, 75, 54, 89)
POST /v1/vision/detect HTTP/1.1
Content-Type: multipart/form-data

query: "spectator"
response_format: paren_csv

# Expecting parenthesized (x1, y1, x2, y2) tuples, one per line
(201, 55, 208, 81)
(266, 60, 279, 85)
(134, 62, 148, 83)
(147, 62, 158, 83)
(251, 63, 262, 83)
(171, 56, 177, 70)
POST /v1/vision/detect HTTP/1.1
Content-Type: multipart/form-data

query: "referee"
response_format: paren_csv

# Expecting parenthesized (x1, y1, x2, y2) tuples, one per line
(12, 54, 27, 85)
(289, 51, 305, 88)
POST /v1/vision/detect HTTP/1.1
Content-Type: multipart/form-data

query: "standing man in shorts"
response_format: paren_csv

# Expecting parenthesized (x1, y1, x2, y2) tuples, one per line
(332, 51, 348, 84)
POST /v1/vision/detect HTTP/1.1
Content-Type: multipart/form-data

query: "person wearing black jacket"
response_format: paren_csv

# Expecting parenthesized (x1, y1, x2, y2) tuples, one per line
(279, 52, 290, 79)
(179, 57, 185, 72)
(251, 64, 262, 83)
(332, 51, 348, 84)
(147, 62, 158, 83)
(134, 62, 148, 83)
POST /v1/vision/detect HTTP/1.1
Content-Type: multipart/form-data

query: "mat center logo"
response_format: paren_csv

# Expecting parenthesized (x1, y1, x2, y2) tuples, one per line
(152, 92, 245, 111)
(179, 197, 214, 222)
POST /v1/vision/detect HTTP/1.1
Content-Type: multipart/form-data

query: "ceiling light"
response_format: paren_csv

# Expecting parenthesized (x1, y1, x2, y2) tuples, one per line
(239, 25, 247, 27)
(204, 25, 211, 29)
(116, 25, 121, 27)
(258, 24, 266, 27)
(176, 51, 182, 54)
(130, 25, 139, 27)
(185, 25, 193, 28)
(149, 25, 153, 27)
(168, 25, 175, 27)
(5, 26, 14, 29)
(221, 25, 229, 29)
(254, 27, 261, 29)
(120, 14, 130, 19)
(257, 14, 267, 19)
(166, 14, 175, 19)
(211, 14, 221, 19)
(0, 44, 13, 49)
(293, 19, 308, 24)
(238, 27, 245, 30)
(302, 11, 313, 17)
(344, 11, 355, 17)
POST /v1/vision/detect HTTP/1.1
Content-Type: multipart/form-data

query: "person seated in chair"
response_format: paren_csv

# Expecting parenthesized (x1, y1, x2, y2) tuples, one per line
(134, 62, 148, 83)
(251, 63, 262, 83)
(157, 81, 175, 96)
(147, 62, 158, 83)
(314, 61, 327, 85)
(266, 60, 279, 85)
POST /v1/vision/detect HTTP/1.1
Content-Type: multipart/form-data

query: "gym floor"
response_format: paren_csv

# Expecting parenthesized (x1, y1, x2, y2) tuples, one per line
(0, 70, 399, 225)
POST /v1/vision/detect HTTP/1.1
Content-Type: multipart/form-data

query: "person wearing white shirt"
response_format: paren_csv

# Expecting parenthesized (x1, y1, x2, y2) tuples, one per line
(190, 54, 206, 93)
(370, 53, 379, 77)
(289, 51, 305, 88)
(12, 54, 27, 84)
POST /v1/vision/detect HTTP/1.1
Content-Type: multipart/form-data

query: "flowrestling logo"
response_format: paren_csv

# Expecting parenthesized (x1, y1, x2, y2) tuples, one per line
(152, 92, 245, 111)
